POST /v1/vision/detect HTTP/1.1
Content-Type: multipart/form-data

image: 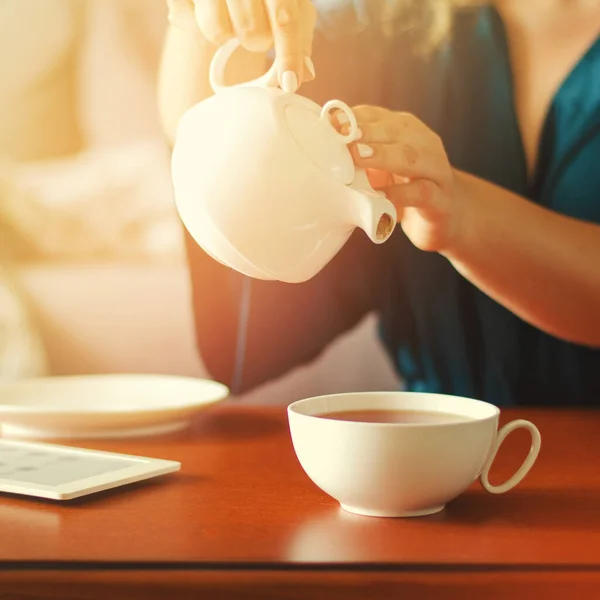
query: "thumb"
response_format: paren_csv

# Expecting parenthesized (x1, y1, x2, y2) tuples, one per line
(366, 168, 394, 189)
(167, 0, 197, 31)
(265, 0, 303, 92)
(300, 0, 317, 81)
(366, 168, 410, 190)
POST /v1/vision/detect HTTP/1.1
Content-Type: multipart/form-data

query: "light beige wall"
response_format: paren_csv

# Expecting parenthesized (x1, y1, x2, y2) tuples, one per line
(78, 0, 168, 147)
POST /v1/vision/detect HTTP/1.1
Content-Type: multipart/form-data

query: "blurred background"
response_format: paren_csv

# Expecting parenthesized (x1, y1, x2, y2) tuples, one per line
(0, 0, 399, 404)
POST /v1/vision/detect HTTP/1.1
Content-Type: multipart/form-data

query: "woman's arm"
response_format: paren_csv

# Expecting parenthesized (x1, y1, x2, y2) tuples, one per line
(346, 105, 600, 348)
(159, 2, 388, 393)
(444, 170, 600, 347)
(184, 228, 383, 393)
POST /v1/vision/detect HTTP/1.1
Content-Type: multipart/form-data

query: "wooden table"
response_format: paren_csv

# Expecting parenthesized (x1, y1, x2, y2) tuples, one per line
(1, 406, 599, 599)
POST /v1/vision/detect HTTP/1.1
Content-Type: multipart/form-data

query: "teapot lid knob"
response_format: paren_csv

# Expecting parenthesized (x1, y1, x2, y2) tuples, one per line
(283, 99, 360, 185)
(319, 100, 360, 143)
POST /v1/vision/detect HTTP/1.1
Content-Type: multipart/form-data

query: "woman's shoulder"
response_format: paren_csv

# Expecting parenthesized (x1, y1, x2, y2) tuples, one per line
(305, 3, 501, 112)
(306, 1, 405, 107)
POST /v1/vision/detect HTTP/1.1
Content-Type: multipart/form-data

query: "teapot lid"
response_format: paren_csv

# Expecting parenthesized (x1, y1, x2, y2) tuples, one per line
(209, 38, 361, 186)
(283, 98, 360, 185)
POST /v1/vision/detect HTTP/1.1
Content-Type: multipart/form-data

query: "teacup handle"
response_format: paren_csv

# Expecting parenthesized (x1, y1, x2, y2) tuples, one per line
(479, 419, 541, 494)
(210, 38, 281, 93)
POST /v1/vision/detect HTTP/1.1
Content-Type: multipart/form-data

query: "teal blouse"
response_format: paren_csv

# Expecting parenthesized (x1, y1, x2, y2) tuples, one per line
(185, 4, 600, 406)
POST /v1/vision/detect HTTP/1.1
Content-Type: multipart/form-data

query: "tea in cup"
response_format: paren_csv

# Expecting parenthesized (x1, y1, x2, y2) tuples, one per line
(287, 391, 541, 517)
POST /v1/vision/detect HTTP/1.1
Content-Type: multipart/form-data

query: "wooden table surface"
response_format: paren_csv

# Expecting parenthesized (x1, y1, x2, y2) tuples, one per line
(1, 405, 600, 599)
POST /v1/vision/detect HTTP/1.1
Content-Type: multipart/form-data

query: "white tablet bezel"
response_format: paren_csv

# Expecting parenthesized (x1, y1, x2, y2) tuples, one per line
(0, 440, 181, 500)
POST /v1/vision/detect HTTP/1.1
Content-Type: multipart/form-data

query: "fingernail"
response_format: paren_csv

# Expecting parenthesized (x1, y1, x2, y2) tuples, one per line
(337, 112, 349, 125)
(357, 143, 373, 158)
(281, 70, 298, 94)
(304, 56, 316, 79)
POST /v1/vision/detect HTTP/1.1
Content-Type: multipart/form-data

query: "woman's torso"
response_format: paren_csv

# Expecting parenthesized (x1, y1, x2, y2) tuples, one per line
(309, 3, 600, 407)
(388, 6, 600, 406)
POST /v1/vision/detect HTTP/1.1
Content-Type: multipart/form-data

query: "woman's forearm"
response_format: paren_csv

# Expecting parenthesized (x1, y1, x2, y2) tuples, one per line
(445, 169, 600, 347)
(157, 24, 216, 143)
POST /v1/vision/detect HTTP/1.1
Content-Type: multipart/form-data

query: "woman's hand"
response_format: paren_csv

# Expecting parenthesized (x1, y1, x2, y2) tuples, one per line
(339, 106, 464, 254)
(166, 0, 317, 92)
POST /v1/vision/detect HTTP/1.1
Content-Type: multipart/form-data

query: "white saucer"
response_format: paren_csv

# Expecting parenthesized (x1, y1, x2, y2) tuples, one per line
(0, 374, 229, 439)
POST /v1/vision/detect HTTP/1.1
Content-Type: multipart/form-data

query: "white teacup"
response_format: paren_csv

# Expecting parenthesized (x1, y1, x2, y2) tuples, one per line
(287, 392, 541, 518)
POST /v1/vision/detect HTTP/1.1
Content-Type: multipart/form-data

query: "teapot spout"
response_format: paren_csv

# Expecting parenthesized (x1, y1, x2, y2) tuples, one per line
(346, 167, 397, 244)
(349, 189, 397, 244)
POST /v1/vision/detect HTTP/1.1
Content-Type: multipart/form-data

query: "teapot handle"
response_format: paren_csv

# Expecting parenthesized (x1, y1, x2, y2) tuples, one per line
(210, 38, 281, 93)
(210, 41, 362, 145)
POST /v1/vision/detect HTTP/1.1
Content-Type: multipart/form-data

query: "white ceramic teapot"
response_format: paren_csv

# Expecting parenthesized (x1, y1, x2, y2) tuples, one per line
(171, 39, 397, 283)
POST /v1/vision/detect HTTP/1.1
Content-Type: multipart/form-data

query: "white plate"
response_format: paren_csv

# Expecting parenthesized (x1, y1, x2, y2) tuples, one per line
(0, 374, 229, 439)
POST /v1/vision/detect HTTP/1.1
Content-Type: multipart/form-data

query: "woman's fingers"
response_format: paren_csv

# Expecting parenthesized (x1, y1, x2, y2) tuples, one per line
(333, 105, 457, 252)
(265, 0, 303, 92)
(354, 119, 432, 145)
(365, 168, 395, 189)
(183, 0, 314, 89)
(167, 0, 198, 30)
(226, 0, 272, 52)
(342, 108, 454, 199)
(348, 113, 446, 182)
(300, 0, 317, 80)
(365, 169, 409, 189)
(194, 0, 235, 45)
(350, 141, 445, 183)
(383, 179, 441, 210)
(333, 106, 388, 136)
(355, 121, 391, 143)
(351, 105, 392, 123)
